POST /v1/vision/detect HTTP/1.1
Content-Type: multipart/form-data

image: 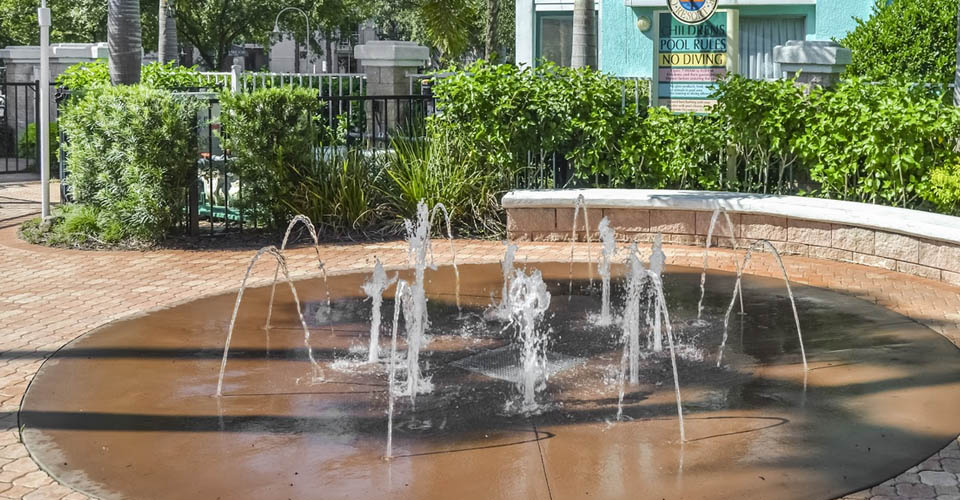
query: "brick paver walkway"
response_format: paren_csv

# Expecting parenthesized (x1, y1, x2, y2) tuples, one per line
(0, 181, 957, 499)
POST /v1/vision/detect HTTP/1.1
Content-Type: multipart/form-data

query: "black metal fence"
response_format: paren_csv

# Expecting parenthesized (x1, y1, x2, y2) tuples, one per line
(0, 81, 41, 174)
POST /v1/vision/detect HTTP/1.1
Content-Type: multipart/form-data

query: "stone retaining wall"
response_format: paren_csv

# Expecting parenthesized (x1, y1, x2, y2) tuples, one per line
(504, 192, 960, 287)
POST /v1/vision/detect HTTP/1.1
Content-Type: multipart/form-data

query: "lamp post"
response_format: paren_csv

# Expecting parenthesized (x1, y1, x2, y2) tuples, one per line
(38, 0, 51, 217)
(273, 7, 312, 73)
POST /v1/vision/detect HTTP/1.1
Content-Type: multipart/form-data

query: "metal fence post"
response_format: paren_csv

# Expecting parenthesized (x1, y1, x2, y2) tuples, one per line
(230, 65, 242, 93)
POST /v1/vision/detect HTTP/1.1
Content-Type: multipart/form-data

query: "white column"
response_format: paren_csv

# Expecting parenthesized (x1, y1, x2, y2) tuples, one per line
(38, 2, 51, 217)
(516, 0, 535, 67)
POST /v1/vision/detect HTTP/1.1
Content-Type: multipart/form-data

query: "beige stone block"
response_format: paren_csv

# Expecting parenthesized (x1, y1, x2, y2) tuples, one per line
(695, 211, 741, 238)
(777, 241, 810, 257)
(603, 208, 650, 233)
(941, 270, 960, 287)
(810, 246, 853, 262)
(897, 261, 941, 280)
(556, 208, 597, 239)
(650, 210, 696, 235)
(788, 219, 831, 247)
(741, 215, 788, 241)
(659, 234, 705, 246)
(919, 239, 960, 274)
(854, 253, 897, 271)
(875, 231, 920, 263)
(832, 225, 875, 254)
(507, 208, 556, 233)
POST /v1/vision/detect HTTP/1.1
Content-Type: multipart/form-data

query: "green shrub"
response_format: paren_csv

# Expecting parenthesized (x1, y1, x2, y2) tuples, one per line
(286, 149, 389, 233)
(218, 87, 324, 228)
(431, 60, 632, 186)
(712, 75, 809, 193)
(57, 60, 211, 92)
(793, 78, 960, 207)
(19, 204, 129, 248)
(841, 0, 957, 84)
(17, 122, 59, 164)
(924, 160, 960, 215)
(616, 108, 727, 190)
(384, 127, 514, 235)
(59, 85, 199, 241)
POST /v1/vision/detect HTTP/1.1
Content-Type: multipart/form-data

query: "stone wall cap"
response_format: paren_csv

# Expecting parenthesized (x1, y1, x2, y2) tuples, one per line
(354, 40, 429, 67)
(774, 40, 852, 66)
(503, 189, 960, 245)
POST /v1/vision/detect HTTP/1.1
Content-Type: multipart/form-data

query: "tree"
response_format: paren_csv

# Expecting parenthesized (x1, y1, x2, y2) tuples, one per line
(484, 0, 500, 59)
(107, 0, 142, 84)
(842, 0, 956, 84)
(955, 0, 960, 105)
(157, 0, 177, 64)
(0, 0, 158, 52)
(571, 0, 596, 68)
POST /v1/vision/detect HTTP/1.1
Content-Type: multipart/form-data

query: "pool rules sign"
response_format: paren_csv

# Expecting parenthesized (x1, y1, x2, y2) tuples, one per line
(654, 3, 738, 113)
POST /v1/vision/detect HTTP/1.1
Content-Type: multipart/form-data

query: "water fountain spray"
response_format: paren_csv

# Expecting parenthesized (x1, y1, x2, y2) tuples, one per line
(508, 268, 552, 411)
(403, 201, 434, 397)
(216, 246, 321, 398)
(597, 217, 617, 326)
(490, 242, 519, 320)
(386, 280, 410, 459)
(568, 193, 592, 298)
(266, 215, 329, 329)
(622, 243, 646, 385)
(363, 258, 397, 363)
(648, 234, 665, 352)
(697, 208, 744, 320)
(717, 239, 807, 371)
(430, 203, 460, 313)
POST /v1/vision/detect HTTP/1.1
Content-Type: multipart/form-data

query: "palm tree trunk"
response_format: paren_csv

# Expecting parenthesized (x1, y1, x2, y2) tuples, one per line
(484, 0, 500, 60)
(571, 0, 596, 69)
(108, 0, 142, 84)
(954, 0, 960, 106)
(158, 0, 178, 65)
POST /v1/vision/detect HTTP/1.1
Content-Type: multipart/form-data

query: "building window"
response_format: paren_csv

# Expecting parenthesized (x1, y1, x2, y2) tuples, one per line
(537, 12, 573, 66)
(739, 17, 806, 80)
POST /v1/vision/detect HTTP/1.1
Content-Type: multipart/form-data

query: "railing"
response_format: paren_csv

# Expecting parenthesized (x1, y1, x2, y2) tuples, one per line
(0, 81, 41, 174)
(321, 94, 435, 149)
(199, 68, 366, 96)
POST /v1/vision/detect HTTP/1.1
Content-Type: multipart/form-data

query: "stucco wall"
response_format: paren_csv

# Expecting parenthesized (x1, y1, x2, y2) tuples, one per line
(596, 0, 870, 77)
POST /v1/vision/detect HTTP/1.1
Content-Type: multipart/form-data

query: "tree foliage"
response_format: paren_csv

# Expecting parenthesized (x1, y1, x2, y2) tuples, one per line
(0, 0, 159, 51)
(841, 0, 958, 84)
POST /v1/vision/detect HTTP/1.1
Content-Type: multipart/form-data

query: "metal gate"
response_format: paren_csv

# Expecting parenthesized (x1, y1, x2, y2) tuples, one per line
(0, 81, 41, 174)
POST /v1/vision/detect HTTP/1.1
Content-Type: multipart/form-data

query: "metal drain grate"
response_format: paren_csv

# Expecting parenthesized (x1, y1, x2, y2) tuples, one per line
(451, 344, 583, 383)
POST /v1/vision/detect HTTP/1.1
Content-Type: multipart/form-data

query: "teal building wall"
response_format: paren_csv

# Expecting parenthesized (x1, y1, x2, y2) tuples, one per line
(596, 0, 874, 78)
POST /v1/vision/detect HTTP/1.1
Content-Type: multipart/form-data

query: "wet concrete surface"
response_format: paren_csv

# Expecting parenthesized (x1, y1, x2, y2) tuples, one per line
(19, 263, 960, 499)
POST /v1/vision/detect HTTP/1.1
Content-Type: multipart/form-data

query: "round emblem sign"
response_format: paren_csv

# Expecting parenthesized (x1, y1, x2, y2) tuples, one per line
(668, 0, 719, 25)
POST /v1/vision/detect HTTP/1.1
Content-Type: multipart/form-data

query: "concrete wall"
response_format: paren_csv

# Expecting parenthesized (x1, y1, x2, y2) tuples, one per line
(503, 189, 960, 287)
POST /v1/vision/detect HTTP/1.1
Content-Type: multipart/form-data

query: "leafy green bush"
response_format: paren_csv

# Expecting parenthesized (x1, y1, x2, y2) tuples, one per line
(841, 0, 957, 84)
(617, 108, 727, 190)
(19, 204, 129, 248)
(17, 122, 59, 163)
(713, 75, 809, 193)
(432, 60, 632, 185)
(59, 85, 199, 242)
(218, 87, 324, 228)
(57, 60, 212, 92)
(385, 127, 514, 235)
(286, 149, 390, 233)
(794, 78, 960, 207)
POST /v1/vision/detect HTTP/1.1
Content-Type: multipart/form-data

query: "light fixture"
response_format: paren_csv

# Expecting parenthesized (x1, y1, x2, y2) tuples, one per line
(637, 16, 652, 32)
